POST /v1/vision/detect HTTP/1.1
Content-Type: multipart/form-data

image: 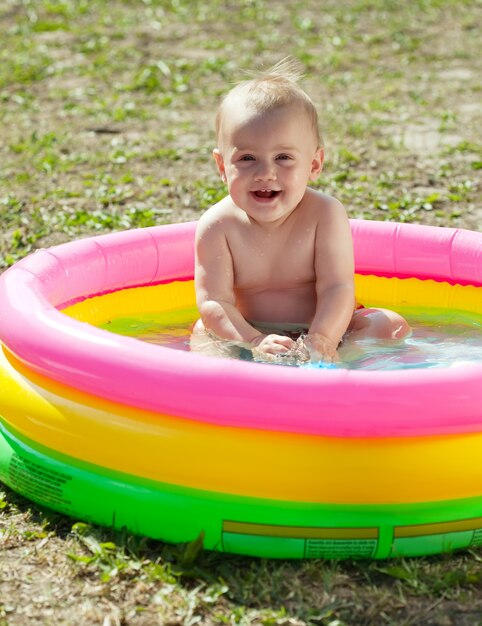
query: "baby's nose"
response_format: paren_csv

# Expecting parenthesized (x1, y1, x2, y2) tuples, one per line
(255, 161, 276, 180)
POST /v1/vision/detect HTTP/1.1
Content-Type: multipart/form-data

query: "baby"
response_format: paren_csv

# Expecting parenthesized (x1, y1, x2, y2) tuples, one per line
(193, 59, 410, 363)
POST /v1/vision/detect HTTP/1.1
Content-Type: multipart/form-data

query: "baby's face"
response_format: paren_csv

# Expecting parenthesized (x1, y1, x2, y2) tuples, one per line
(214, 103, 323, 225)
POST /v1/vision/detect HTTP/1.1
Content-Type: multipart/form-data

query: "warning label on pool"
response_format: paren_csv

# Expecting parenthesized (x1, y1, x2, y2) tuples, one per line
(222, 520, 379, 559)
(305, 538, 377, 559)
(9, 453, 73, 509)
(471, 528, 482, 547)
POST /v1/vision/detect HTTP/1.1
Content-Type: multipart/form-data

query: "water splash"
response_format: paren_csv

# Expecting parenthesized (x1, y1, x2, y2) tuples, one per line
(99, 307, 482, 372)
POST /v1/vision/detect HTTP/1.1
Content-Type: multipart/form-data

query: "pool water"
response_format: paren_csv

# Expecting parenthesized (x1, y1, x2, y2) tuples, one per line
(99, 307, 482, 371)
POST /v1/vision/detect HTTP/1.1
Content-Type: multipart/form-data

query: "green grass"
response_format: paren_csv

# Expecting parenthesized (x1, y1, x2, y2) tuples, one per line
(2, 487, 482, 625)
(0, 1, 481, 624)
(1, 0, 480, 272)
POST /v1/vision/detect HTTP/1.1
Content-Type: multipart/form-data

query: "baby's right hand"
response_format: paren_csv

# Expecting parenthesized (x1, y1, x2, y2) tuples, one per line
(250, 333, 296, 355)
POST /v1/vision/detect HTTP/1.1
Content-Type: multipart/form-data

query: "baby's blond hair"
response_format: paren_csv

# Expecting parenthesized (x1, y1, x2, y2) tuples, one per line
(215, 58, 322, 147)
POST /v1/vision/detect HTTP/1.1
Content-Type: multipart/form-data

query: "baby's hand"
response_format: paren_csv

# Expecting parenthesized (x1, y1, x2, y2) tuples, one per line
(251, 333, 296, 355)
(304, 333, 339, 363)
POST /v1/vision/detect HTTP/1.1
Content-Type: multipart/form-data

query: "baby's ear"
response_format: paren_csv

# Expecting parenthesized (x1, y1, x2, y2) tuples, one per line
(213, 149, 227, 182)
(309, 148, 324, 181)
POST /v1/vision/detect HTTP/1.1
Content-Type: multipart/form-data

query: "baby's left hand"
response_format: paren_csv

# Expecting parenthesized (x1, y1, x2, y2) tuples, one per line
(304, 333, 339, 363)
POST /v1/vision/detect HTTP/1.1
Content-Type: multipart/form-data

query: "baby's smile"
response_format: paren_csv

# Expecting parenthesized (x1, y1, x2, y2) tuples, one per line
(252, 189, 282, 200)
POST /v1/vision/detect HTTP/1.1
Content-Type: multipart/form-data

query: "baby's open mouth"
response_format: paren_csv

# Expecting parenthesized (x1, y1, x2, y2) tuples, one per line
(253, 189, 281, 199)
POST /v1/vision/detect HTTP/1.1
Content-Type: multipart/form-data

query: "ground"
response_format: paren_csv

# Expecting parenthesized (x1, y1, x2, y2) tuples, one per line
(0, 1, 481, 625)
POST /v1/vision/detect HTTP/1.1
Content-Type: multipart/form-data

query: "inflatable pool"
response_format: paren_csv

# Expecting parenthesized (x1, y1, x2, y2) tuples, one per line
(0, 219, 481, 559)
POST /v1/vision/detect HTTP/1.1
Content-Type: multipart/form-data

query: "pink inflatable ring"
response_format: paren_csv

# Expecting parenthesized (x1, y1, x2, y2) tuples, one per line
(1, 220, 481, 438)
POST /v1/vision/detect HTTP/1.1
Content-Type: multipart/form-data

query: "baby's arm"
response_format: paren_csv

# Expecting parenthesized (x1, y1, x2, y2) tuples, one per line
(195, 210, 295, 354)
(305, 197, 355, 362)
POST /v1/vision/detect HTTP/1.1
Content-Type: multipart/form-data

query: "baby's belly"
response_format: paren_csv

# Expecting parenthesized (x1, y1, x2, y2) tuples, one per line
(235, 285, 317, 325)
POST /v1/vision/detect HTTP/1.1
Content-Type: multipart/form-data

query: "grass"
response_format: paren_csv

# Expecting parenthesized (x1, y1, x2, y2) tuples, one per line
(2, 488, 482, 625)
(0, 0, 481, 624)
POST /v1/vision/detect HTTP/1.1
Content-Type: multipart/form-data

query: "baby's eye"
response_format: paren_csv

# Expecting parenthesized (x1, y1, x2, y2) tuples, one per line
(276, 154, 292, 160)
(239, 154, 255, 161)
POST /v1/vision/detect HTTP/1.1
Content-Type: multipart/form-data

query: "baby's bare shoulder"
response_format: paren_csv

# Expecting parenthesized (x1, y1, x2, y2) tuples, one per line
(196, 196, 245, 241)
(198, 196, 234, 225)
(300, 189, 346, 222)
(304, 188, 344, 210)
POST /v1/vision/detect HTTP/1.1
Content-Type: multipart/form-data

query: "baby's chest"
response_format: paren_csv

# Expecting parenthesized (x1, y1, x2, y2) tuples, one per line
(232, 242, 315, 288)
